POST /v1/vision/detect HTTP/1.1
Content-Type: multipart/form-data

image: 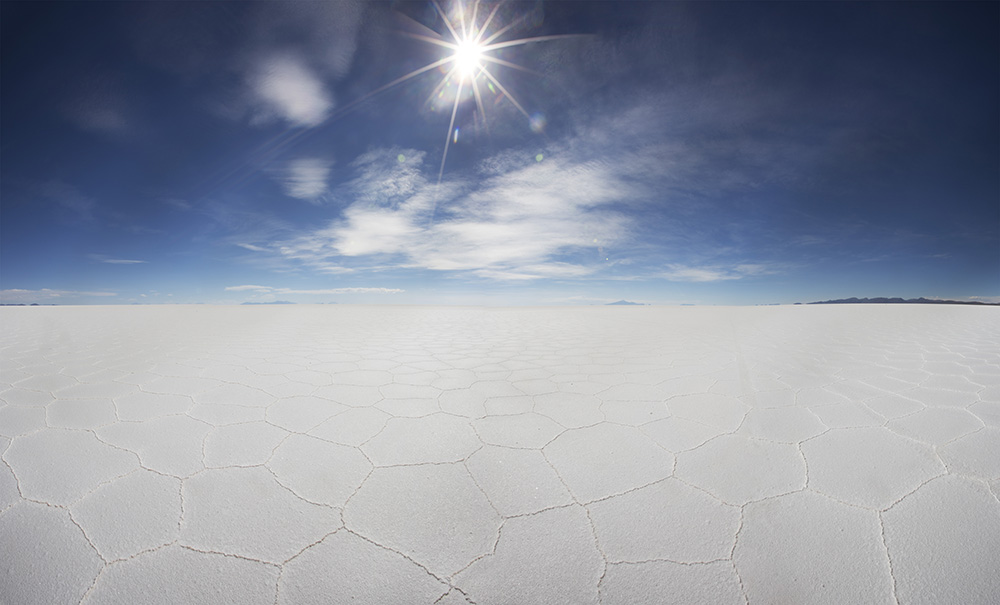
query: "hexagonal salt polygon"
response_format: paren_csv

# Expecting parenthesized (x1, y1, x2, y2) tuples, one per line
(675, 434, 806, 505)
(98, 415, 212, 478)
(937, 428, 1000, 479)
(46, 398, 117, 429)
(5, 428, 138, 505)
(544, 423, 673, 503)
(83, 544, 279, 605)
(362, 413, 481, 465)
(887, 407, 984, 445)
(472, 413, 564, 449)
(882, 475, 1000, 605)
(454, 504, 603, 605)
(588, 478, 740, 562)
(802, 427, 944, 509)
(343, 463, 500, 576)
(1, 502, 103, 605)
(203, 421, 289, 467)
(181, 466, 341, 564)
(308, 407, 390, 447)
(268, 434, 371, 507)
(280, 531, 449, 604)
(667, 393, 747, 432)
(465, 446, 574, 517)
(71, 469, 180, 561)
(734, 491, 893, 604)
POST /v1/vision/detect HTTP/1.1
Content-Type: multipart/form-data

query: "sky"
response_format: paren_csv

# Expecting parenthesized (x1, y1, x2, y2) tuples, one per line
(1, 0, 997, 306)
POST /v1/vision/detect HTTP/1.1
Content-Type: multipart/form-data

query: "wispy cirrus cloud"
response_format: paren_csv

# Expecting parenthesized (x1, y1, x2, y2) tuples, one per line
(279, 158, 332, 202)
(659, 264, 777, 282)
(88, 254, 148, 265)
(224, 284, 273, 292)
(0, 289, 117, 303)
(225, 285, 402, 295)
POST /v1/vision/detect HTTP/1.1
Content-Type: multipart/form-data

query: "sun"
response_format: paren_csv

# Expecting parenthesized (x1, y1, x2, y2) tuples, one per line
(411, 0, 578, 182)
(453, 38, 484, 81)
(325, 1, 579, 186)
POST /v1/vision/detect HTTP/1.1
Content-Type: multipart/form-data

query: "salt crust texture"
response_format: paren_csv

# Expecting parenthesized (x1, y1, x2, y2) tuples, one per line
(1, 304, 998, 604)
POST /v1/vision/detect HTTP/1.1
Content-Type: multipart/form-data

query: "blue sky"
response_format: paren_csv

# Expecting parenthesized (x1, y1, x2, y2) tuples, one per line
(2, 1, 997, 305)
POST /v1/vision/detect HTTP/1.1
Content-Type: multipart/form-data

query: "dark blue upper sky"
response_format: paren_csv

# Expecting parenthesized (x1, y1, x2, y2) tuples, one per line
(2, 1, 997, 305)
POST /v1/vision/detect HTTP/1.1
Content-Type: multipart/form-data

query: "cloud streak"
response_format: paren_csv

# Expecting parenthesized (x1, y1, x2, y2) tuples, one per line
(225, 285, 403, 295)
(1, 289, 117, 303)
(89, 254, 147, 264)
(659, 264, 768, 282)
(279, 158, 332, 202)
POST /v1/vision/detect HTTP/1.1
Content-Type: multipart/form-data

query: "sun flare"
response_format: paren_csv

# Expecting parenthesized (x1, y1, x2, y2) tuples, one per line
(417, 0, 578, 183)
(327, 1, 580, 189)
(453, 38, 484, 80)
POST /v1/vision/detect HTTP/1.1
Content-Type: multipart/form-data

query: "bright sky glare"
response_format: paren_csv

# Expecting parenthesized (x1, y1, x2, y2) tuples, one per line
(1, 1, 997, 305)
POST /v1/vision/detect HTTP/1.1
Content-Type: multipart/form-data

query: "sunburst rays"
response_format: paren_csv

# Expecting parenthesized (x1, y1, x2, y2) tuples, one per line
(409, 0, 578, 183)
(344, 0, 579, 184)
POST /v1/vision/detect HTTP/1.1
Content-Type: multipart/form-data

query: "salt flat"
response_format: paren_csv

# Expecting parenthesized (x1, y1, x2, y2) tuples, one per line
(1, 304, 998, 604)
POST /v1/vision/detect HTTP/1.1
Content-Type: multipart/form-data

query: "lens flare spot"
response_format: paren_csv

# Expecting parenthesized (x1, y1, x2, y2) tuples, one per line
(535, 153, 544, 162)
(397, 154, 406, 163)
(530, 112, 546, 133)
(453, 128, 460, 144)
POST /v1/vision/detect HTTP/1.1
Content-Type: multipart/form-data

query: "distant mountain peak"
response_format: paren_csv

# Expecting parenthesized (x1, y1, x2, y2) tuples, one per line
(808, 297, 996, 306)
(606, 300, 645, 306)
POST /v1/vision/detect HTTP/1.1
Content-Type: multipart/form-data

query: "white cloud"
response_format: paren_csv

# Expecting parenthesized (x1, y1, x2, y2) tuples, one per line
(88, 254, 147, 264)
(225, 285, 274, 292)
(270, 147, 634, 281)
(1, 289, 117, 303)
(251, 56, 333, 127)
(660, 264, 772, 282)
(315, 266, 355, 275)
(226, 285, 402, 295)
(283, 287, 402, 295)
(280, 158, 332, 202)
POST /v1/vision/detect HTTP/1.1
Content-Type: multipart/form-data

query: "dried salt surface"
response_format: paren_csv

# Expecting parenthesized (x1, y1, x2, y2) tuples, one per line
(600, 560, 745, 605)
(280, 531, 449, 603)
(83, 544, 279, 604)
(1, 304, 998, 603)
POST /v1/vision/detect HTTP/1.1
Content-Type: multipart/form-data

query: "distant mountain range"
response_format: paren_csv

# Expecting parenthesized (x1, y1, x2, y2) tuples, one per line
(606, 300, 646, 306)
(808, 297, 997, 306)
(241, 300, 296, 305)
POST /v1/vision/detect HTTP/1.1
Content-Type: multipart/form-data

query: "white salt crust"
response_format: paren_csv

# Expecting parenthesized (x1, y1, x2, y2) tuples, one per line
(1, 304, 998, 603)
